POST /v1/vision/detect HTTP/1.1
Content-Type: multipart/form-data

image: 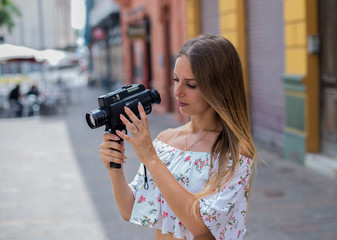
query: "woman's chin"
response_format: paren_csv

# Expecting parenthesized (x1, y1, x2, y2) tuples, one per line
(179, 108, 191, 116)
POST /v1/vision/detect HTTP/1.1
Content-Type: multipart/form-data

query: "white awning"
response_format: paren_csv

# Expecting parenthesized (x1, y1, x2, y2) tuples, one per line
(89, 0, 120, 27)
(0, 44, 79, 66)
(0, 44, 40, 62)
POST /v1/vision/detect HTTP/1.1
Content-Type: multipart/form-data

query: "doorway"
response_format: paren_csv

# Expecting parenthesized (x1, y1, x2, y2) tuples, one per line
(319, 0, 337, 158)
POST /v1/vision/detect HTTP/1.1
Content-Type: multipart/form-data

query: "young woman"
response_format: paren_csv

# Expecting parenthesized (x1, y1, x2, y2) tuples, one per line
(99, 34, 256, 240)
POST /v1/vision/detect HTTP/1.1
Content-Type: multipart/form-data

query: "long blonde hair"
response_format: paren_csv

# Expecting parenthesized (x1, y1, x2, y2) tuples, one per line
(177, 34, 257, 200)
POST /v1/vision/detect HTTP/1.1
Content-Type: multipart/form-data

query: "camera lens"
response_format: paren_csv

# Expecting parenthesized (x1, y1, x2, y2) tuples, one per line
(85, 108, 107, 129)
(88, 114, 96, 127)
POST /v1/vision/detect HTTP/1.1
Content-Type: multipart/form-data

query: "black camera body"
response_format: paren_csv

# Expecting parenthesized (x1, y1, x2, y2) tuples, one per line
(86, 84, 161, 169)
(86, 84, 161, 133)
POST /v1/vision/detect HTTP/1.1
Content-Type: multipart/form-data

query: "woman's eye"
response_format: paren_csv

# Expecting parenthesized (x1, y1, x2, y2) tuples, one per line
(187, 84, 197, 89)
(172, 78, 196, 89)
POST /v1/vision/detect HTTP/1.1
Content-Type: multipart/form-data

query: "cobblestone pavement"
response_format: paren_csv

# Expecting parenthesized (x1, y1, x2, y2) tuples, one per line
(1, 86, 336, 240)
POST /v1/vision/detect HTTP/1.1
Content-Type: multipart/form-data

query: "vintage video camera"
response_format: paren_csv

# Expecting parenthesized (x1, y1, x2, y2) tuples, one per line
(85, 84, 161, 168)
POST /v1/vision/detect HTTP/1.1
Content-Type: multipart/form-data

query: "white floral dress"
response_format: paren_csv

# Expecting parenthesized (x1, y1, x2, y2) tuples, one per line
(128, 139, 252, 240)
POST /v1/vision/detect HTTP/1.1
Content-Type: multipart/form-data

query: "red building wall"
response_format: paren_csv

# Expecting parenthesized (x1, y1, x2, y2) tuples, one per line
(115, 0, 187, 120)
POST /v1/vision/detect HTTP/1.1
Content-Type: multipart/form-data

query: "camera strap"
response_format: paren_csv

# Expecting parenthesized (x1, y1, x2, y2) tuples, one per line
(143, 165, 149, 190)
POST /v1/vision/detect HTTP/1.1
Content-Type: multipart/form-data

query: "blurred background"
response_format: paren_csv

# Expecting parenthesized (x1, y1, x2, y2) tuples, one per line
(0, 0, 336, 240)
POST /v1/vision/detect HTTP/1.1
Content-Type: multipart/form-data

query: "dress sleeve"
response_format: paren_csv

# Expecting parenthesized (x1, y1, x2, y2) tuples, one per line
(199, 157, 252, 239)
(128, 163, 145, 197)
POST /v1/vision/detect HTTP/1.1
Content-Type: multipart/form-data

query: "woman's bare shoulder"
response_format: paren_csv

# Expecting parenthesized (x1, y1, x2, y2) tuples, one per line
(156, 125, 186, 144)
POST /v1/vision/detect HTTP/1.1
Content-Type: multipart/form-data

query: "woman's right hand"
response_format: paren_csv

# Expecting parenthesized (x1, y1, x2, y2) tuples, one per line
(99, 132, 127, 170)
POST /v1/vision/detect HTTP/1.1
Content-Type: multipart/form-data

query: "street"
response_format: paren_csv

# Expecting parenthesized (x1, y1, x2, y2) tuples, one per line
(1, 86, 337, 240)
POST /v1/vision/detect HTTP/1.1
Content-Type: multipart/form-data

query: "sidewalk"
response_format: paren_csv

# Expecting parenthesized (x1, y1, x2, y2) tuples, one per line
(246, 146, 337, 240)
(1, 85, 337, 240)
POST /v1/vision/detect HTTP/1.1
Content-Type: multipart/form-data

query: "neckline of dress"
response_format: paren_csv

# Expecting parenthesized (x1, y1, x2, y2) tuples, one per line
(154, 138, 211, 155)
(154, 138, 251, 160)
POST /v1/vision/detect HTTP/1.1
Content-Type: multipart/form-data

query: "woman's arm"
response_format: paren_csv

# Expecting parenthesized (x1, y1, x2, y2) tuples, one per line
(116, 105, 214, 238)
(100, 133, 135, 221)
(108, 168, 135, 221)
(147, 157, 214, 238)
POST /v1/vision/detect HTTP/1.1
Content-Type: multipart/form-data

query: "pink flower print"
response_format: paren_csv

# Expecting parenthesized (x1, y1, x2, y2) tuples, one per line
(184, 156, 191, 162)
(247, 158, 251, 164)
(238, 230, 242, 238)
(163, 211, 168, 218)
(138, 196, 146, 203)
(220, 229, 225, 239)
(157, 196, 161, 202)
(229, 215, 234, 221)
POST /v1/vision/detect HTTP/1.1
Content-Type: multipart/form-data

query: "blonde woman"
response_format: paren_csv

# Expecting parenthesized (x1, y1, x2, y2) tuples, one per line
(99, 34, 256, 240)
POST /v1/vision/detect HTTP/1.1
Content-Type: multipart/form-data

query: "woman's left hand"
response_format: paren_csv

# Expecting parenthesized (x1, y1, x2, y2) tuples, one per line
(116, 103, 158, 166)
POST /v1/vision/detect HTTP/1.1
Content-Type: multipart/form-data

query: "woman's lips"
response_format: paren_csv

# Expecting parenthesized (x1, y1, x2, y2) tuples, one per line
(178, 101, 188, 107)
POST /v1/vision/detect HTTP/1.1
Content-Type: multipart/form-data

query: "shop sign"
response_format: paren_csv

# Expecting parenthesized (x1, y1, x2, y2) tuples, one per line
(127, 23, 147, 39)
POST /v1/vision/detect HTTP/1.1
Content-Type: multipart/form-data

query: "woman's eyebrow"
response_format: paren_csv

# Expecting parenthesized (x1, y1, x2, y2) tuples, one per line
(173, 73, 195, 81)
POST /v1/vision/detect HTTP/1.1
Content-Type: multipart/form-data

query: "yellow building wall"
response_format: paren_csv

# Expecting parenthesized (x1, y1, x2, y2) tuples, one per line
(219, 0, 248, 96)
(186, 0, 200, 39)
(284, 0, 319, 152)
(185, 0, 319, 155)
(186, 0, 247, 69)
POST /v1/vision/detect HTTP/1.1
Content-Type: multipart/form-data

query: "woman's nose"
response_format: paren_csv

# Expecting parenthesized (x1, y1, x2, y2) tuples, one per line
(174, 82, 184, 98)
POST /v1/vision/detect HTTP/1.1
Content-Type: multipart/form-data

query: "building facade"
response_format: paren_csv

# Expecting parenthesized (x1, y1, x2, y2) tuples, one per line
(187, 0, 337, 172)
(0, 0, 76, 50)
(88, 0, 336, 170)
(88, 0, 123, 89)
(113, 0, 187, 118)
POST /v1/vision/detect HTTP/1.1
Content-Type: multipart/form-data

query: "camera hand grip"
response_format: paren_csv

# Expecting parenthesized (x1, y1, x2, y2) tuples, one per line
(110, 161, 121, 169)
(109, 139, 123, 169)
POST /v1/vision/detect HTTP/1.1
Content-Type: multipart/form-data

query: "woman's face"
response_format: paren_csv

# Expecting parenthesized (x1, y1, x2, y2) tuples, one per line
(173, 55, 212, 117)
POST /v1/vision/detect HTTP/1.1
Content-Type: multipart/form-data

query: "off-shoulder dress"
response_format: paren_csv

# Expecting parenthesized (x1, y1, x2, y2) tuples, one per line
(128, 139, 252, 240)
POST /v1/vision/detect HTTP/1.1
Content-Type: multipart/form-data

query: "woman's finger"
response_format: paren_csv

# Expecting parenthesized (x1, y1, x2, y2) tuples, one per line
(116, 129, 132, 142)
(138, 103, 148, 128)
(100, 152, 126, 169)
(124, 106, 141, 127)
(103, 132, 120, 141)
(100, 140, 124, 152)
(100, 150, 126, 162)
(100, 144, 126, 158)
(120, 114, 138, 135)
